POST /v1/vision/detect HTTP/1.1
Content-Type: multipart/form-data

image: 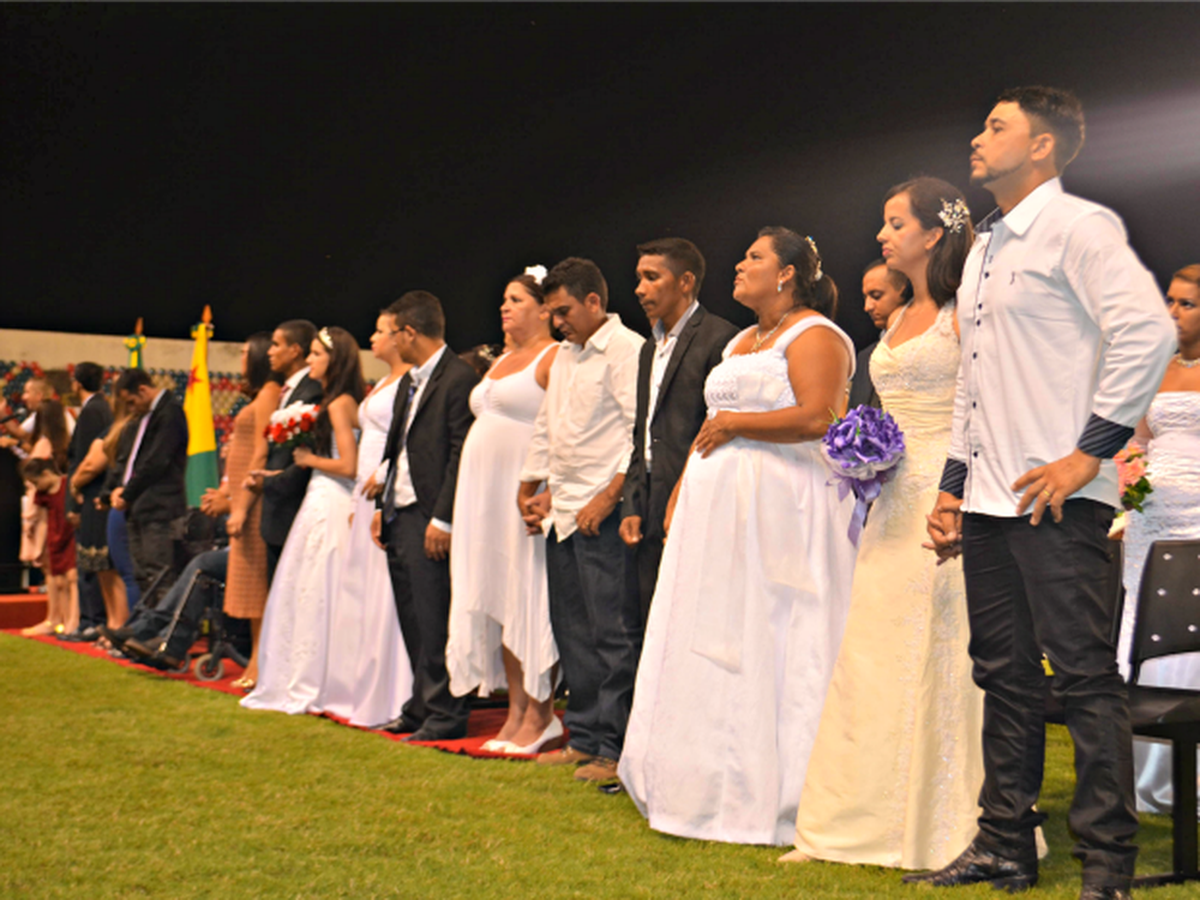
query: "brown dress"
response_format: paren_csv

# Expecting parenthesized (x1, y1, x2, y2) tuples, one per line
(223, 401, 269, 618)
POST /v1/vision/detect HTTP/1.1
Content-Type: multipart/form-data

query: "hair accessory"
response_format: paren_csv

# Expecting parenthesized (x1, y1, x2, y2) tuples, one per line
(805, 236, 824, 282)
(318, 327, 334, 349)
(938, 197, 971, 234)
(524, 265, 548, 286)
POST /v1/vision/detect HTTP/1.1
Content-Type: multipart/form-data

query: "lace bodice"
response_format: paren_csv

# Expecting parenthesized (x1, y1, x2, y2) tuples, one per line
(870, 304, 959, 438)
(705, 317, 853, 414)
(469, 345, 553, 424)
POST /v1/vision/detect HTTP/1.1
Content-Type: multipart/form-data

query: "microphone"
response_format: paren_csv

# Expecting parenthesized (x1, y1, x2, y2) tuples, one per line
(0, 407, 26, 425)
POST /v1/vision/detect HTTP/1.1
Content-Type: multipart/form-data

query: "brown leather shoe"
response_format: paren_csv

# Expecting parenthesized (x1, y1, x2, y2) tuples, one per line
(536, 746, 595, 767)
(574, 757, 618, 782)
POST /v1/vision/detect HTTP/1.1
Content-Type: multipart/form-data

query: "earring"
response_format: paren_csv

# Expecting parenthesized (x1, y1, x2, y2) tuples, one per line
(777, 282, 783, 293)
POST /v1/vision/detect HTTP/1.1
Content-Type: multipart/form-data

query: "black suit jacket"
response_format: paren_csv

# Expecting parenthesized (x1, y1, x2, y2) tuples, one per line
(66, 393, 113, 514)
(621, 305, 739, 541)
(116, 390, 188, 524)
(848, 340, 881, 411)
(260, 374, 324, 547)
(378, 347, 478, 525)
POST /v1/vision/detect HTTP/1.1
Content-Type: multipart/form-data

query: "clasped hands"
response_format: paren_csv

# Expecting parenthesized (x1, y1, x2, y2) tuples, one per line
(923, 449, 1102, 561)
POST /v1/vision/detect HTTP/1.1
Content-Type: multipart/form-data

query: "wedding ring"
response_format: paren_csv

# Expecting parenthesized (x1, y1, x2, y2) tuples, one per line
(1041, 489, 1052, 500)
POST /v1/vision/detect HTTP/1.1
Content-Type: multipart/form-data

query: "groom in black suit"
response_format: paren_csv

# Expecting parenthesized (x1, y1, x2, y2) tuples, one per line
(258, 320, 322, 581)
(371, 291, 478, 741)
(620, 238, 738, 620)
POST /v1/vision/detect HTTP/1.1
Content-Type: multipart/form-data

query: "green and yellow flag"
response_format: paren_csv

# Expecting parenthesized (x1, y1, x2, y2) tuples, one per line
(184, 305, 219, 507)
(124, 317, 146, 368)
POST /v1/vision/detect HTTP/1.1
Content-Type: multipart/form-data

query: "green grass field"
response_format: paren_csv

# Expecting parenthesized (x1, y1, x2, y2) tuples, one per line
(1, 634, 1192, 899)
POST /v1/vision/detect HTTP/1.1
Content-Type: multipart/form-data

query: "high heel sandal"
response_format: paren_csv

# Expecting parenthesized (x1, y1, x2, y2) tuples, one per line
(503, 716, 565, 755)
(232, 676, 256, 692)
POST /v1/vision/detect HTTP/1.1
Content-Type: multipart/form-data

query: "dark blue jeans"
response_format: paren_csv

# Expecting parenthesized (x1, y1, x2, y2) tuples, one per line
(545, 511, 641, 761)
(106, 508, 140, 613)
(127, 548, 228, 655)
(962, 500, 1136, 889)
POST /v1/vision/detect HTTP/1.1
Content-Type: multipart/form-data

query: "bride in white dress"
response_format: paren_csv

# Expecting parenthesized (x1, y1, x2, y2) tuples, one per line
(313, 314, 413, 727)
(619, 228, 857, 846)
(242, 326, 365, 716)
(790, 178, 981, 870)
(446, 270, 560, 753)
(1116, 264, 1200, 815)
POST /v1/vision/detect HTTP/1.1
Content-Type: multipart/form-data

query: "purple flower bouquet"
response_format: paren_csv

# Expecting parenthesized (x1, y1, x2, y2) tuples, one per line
(820, 405, 906, 544)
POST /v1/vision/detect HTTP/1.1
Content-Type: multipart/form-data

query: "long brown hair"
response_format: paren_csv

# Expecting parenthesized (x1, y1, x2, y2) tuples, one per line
(102, 391, 135, 467)
(882, 177, 973, 308)
(32, 399, 70, 470)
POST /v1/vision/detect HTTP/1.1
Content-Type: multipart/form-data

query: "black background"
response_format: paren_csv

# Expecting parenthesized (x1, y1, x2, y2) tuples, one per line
(2, 3, 1198, 352)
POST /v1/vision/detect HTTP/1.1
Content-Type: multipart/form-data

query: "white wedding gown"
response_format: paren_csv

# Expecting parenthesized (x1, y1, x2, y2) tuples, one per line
(446, 345, 557, 701)
(312, 378, 414, 727)
(1116, 391, 1200, 816)
(619, 316, 858, 846)
(793, 303, 984, 870)
(242, 437, 355, 715)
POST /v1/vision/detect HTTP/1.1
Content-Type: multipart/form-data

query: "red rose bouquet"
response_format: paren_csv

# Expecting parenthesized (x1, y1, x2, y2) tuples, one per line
(265, 403, 320, 451)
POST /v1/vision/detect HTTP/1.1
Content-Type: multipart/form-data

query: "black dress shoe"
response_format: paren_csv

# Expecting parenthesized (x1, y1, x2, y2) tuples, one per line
(902, 841, 1037, 893)
(1079, 887, 1131, 900)
(379, 715, 423, 735)
(98, 625, 137, 652)
(78, 626, 101, 642)
(402, 723, 468, 743)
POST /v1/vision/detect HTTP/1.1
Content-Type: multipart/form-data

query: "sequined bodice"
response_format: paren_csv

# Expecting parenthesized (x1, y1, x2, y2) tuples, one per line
(870, 304, 960, 439)
(1146, 392, 1200, 492)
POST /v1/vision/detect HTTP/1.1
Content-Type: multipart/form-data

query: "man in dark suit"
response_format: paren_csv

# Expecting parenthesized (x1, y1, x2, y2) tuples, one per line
(848, 259, 909, 411)
(370, 291, 478, 742)
(620, 238, 738, 621)
(63, 362, 114, 639)
(258, 319, 322, 581)
(109, 368, 188, 610)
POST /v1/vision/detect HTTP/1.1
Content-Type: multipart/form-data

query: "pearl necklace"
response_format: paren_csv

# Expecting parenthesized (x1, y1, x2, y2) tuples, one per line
(752, 310, 792, 352)
(1174, 352, 1200, 369)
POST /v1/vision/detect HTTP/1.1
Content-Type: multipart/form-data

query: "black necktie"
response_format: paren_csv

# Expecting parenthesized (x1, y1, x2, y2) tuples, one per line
(381, 378, 417, 521)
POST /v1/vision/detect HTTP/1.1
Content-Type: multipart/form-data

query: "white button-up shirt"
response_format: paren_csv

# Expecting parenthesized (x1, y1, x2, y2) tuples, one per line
(645, 300, 699, 472)
(521, 313, 644, 540)
(946, 178, 1175, 517)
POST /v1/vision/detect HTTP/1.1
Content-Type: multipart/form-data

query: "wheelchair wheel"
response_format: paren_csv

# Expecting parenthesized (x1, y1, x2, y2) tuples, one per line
(168, 654, 190, 675)
(194, 653, 224, 682)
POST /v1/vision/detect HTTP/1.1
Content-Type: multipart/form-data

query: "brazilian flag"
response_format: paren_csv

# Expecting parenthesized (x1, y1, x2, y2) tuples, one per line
(184, 306, 219, 507)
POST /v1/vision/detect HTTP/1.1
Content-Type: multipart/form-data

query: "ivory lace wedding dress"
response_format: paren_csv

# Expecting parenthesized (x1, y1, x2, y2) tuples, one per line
(792, 303, 985, 869)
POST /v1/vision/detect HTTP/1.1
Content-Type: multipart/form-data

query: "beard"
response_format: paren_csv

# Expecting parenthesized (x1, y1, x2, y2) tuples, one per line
(970, 158, 1024, 187)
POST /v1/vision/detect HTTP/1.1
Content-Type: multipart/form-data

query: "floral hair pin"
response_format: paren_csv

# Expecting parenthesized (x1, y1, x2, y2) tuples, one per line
(804, 235, 824, 282)
(524, 265, 548, 285)
(938, 198, 971, 234)
(318, 327, 334, 349)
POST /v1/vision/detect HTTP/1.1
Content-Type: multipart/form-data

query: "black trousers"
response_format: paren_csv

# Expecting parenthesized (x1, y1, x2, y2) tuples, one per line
(126, 515, 185, 611)
(383, 505, 468, 732)
(545, 512, 642, 760)
(77, 569, 106, 630)
(962, 500, 1137, 889)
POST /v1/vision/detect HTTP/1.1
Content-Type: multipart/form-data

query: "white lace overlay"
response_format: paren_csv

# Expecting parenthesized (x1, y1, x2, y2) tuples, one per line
(1117, 391, 1200, 816)
(795, 303, 984, 870)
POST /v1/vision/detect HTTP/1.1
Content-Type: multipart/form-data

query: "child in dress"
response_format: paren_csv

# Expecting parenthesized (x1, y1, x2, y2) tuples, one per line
(21, 457, 79, 635)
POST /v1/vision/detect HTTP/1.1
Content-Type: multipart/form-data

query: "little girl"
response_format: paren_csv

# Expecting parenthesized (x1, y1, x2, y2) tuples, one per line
(21, 457, 79, 635)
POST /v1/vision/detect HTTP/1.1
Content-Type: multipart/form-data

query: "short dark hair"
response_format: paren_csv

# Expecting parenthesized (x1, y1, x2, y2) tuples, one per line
(244, 331, 278, 398)
(882, 176, 974, 307)
(996, 85, 1085, 172)
(543, 257, 609, 310)
(277, 319, 317, 351)
(387, 291, 445, 339)
(74, 362, 104, 393)
(20, 456, 60, 481)
(757, 227, 839, 318)
(862, 258, 910, 295)
(636, 237, 706, 298)
(114, 368, 154, 395)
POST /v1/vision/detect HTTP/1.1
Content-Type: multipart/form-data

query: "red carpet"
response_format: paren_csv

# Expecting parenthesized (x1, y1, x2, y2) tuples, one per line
(0, 592, 48, 629)
(4, 627, 565, 759)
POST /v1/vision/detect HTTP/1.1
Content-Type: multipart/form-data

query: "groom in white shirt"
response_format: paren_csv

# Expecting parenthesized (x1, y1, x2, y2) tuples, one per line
(519, 257, 644, 785)
(918, 86, 1175, 900)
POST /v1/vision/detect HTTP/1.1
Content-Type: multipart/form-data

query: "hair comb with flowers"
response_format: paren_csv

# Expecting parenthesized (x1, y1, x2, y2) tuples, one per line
(524, 265, 548, 285)
(938, 197, 971, 234)
(318, 327, 334, 349)
(805, 235, 824, 282)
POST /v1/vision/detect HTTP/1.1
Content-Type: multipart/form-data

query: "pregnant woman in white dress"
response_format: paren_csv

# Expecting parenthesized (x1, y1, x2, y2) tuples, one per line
(791, 178, 982, 870)
(242, 326, 365, 715)
(314, 313, 413, 727)
(1116, 263, 1200, 815)
(619, 228, 857, 846)
(446, 269, 561, 753)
